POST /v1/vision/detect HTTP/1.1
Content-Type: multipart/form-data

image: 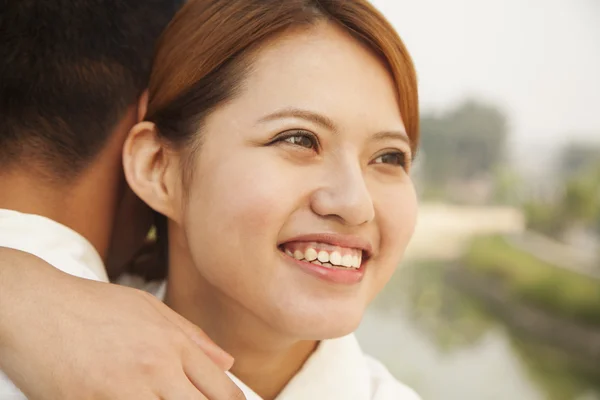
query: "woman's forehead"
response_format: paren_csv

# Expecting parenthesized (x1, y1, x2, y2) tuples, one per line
(231, 24, 403, 126)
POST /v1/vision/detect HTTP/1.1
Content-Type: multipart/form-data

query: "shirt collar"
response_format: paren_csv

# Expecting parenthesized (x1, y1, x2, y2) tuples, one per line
(0, 209, 108, 281)
(226, 334, 372, 400)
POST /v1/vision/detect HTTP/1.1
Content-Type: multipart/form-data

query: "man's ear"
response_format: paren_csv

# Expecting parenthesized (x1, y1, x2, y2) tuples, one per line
(123, 121, 181, 222)
(137, 90, 149, 122)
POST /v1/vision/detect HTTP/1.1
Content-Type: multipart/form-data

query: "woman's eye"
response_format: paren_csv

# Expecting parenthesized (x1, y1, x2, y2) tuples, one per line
(373, 152, 408, 167)
(279, 131, 318, 150)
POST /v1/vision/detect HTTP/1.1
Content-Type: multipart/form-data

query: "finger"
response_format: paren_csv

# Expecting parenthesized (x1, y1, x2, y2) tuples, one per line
(182, 347, 246, 400)
(151, 298, 234, 371)
(159, 374, 209, 400)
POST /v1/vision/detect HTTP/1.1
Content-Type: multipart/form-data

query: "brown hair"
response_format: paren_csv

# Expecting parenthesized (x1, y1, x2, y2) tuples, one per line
(145, 0, 419, 165)
(141, 0, 419, 274)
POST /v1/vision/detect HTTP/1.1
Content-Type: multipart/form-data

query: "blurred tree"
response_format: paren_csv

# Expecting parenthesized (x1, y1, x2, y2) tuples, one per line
(419, 99, 509, 200)
(419, 114, 448, 188)
(493, 166, 523, 205)
(562, 178, 598, 224)
(559, 142, 600, 179)
(523, 201, 565, 238)
(525, 159, 600, 240)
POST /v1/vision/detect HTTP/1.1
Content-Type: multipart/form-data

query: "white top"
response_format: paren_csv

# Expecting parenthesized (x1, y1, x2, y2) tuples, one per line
(0, 209, 107, 281)
(138, 281, 421, 400)
(227, 334, 421, 400)
(0, 209, 108, 399)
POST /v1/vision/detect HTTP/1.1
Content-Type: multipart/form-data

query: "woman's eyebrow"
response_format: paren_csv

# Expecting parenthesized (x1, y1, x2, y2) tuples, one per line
(258, 107, 410, 146)
(371, 130, 410, 146)
(257, 107, 337, 132)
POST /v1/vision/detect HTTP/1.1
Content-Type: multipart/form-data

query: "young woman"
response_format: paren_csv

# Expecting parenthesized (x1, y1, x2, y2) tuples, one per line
(124, 0, 420, 398)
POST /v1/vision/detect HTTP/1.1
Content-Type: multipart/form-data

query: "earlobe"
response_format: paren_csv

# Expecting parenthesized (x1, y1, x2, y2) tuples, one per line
(122, 122, 179, 221)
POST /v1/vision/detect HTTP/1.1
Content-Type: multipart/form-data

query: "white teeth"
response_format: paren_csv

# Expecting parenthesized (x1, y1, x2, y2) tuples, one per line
(305, 248, 318, 261)
(317, 251, 329, 263)
(283, 245, 362, 269)
(341, 254, 353, 268)
(330, 251, 342, 266)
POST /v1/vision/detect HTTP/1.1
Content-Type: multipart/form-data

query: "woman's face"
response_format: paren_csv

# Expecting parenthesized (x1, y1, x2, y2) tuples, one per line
(171, 22, 417, 339)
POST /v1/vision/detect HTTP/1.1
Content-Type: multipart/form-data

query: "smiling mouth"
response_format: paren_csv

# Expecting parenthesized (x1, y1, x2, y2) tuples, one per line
(278, 241, 369, 270)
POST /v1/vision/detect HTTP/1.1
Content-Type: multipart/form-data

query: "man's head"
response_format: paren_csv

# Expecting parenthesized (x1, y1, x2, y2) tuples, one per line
(0, 0, 182, 179)
(0, 0, 183, 270)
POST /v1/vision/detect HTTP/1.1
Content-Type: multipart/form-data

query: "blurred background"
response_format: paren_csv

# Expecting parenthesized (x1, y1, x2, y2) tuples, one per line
(355, 1, 600, 399)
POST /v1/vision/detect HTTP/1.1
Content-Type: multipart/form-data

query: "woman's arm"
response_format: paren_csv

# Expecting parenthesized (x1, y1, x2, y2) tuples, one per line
(0, 248, 244, 400)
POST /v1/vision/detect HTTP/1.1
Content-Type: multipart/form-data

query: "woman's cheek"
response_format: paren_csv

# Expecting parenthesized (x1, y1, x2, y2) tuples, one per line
(364, 187, 417, 303)
(378, 182, 418, 260)
(201, 159, 298, 238)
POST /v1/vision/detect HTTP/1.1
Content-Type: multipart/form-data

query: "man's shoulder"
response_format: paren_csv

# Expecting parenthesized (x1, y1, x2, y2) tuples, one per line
(0, 209, 107, 282)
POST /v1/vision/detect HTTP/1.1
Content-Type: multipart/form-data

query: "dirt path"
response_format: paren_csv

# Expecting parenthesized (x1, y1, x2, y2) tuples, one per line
(404, 203, 525, 261)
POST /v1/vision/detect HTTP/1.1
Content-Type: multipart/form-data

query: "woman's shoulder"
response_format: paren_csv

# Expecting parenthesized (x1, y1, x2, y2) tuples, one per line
(363, 354, 421, 400)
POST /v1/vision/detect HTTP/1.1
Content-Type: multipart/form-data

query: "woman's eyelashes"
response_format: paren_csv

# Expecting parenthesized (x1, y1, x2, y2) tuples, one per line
(372, 151, 410, 169)
(270, 129, 411, 170)
(273, 130, 320, 151)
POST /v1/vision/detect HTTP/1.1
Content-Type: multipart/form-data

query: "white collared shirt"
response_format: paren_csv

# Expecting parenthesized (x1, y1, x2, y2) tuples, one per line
(226, 335, 421, 400)
(136, 281, 421, 400)
(0, 209, 108, 399)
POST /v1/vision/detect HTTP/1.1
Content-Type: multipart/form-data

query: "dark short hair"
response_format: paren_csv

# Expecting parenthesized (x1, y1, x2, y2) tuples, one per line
(0, 0, 182, 178)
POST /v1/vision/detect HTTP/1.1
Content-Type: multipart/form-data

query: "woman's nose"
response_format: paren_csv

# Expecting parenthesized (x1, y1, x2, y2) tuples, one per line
(310, 161, 375, 226)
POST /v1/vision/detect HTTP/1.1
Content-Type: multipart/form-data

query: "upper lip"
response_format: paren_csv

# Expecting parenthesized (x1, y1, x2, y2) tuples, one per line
(279, 233, 374, 258)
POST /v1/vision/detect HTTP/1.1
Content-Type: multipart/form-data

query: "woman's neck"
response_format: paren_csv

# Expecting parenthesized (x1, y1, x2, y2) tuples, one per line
(224, 338, 317, 400)
(164, 252, 318, 400)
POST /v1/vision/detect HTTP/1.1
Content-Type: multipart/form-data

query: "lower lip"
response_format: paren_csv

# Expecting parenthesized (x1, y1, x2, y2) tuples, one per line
(279, 251, 366, 284)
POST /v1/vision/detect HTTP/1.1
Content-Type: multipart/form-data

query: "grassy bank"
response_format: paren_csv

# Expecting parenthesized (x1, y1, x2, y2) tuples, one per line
(463, 235, 600, 327)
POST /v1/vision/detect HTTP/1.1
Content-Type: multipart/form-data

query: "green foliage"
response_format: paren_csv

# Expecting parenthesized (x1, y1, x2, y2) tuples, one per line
(493, 166, 523, 205)
(563, 179, 598, 223)
(557, 144, 600, 234)
(523, 202, 565, 238)
(464, 235, 600, 326)
(559, 142, 600, 180)
(524, 158, 600, 237)
(419, 99, 509, 199)
(510, 337, 600, 400)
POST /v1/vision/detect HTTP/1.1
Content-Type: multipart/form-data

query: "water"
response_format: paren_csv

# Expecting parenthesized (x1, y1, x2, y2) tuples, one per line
(356, 262, 600, 400)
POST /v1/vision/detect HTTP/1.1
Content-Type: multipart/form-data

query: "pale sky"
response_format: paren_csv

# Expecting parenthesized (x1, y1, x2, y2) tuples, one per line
(371, 0, 600, 167)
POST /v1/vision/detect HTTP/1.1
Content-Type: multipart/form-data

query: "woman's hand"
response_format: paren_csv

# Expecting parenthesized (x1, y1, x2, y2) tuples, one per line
(0, 248, 246, 400)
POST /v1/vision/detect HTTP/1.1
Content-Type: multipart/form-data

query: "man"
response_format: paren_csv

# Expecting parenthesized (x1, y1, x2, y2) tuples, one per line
(0, 1, 243, 398)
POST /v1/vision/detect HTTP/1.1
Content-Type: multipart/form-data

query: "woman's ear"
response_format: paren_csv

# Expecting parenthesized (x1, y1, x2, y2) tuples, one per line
(123, 122, 181, 222)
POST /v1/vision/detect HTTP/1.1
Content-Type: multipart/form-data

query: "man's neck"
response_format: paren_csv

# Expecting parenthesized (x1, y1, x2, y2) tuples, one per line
(0, 165, 122, 261)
